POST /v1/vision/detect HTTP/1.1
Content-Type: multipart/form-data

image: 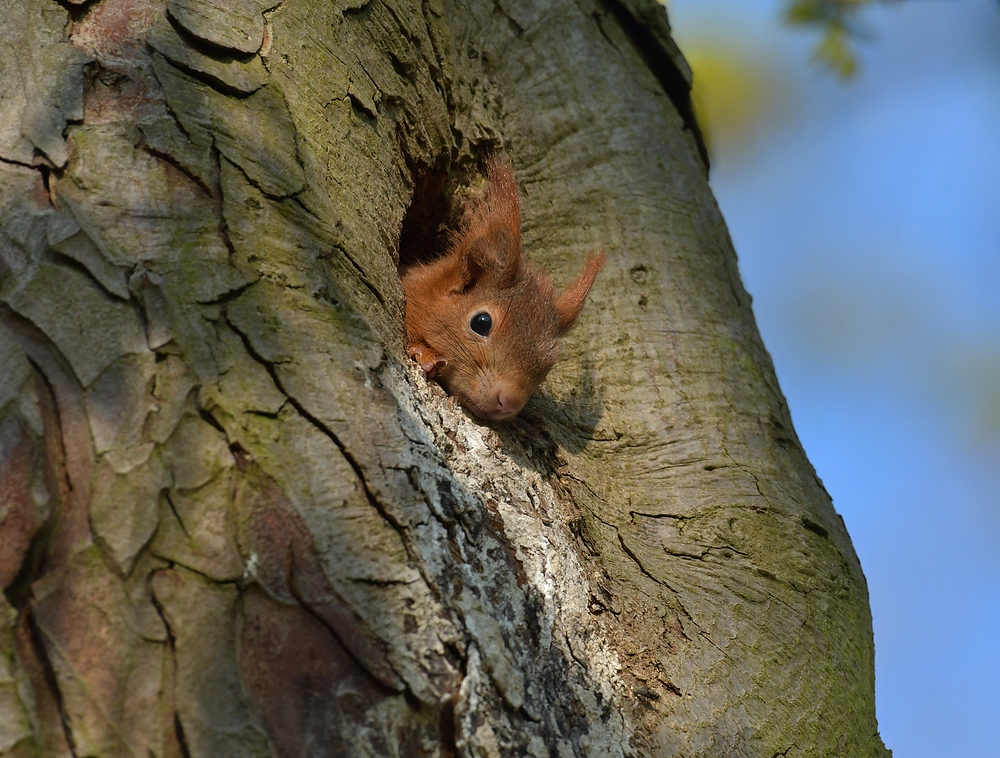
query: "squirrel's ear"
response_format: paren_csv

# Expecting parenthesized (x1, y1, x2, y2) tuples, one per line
(454, 225, 520, 292)
(451, 238, 489, 293)
(555, 251, 606, 332)
(480, 155, 523, 286)
(450, 154, 524, 293)
(483, 155, 521, 245)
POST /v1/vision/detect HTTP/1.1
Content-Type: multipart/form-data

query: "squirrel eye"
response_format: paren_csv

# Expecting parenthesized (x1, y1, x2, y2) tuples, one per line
(469, 311, 492, 337)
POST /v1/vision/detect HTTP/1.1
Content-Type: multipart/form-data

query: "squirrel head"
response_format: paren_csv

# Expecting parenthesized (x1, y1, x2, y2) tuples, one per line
(403, 155, 605, 420)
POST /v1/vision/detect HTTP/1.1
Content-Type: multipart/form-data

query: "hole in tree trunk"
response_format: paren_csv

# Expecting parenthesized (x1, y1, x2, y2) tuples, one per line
(397, 156, 454, 273)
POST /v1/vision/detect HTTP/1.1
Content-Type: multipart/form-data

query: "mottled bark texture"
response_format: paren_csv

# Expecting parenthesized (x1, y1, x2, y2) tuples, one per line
(0, 0, 889, 755)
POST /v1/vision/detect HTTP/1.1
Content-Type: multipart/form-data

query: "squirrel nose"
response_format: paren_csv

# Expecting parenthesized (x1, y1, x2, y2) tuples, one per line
(491, 390, 525, 418)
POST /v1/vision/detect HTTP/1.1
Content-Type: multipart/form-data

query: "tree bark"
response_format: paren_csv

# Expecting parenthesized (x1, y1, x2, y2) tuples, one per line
(0, 0, 890, 755)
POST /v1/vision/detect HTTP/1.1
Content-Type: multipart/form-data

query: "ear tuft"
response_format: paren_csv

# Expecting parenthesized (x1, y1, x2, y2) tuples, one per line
(555, 251, 606, 332)
(450, 153, 524, 290)
(482, 154, 521, 252)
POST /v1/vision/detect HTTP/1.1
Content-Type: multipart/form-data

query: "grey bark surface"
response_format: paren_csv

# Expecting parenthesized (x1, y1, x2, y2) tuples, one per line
(0, 0, 890, 756)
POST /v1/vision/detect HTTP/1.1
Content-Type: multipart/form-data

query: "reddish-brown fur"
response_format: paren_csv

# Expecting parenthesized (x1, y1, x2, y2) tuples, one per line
(402, 155, 605, 420)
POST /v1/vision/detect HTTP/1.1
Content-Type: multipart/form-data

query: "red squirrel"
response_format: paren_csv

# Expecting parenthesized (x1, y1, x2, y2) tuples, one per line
(401, 155, 605, 421)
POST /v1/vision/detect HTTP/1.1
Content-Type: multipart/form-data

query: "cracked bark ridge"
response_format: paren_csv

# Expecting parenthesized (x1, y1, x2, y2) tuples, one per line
(0, 0, 91, 169)
(0, 0, 888, 756)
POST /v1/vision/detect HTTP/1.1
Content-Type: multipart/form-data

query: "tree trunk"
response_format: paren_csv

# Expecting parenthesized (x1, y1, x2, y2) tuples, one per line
(0, 0, 889, 755)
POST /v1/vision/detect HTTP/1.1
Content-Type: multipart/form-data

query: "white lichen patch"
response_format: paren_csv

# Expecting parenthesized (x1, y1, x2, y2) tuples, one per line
(383, 355, 629, 754)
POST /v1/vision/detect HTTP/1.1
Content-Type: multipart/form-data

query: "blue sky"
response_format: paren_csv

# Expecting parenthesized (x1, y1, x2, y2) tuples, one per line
(667, 1, 1000, 754)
